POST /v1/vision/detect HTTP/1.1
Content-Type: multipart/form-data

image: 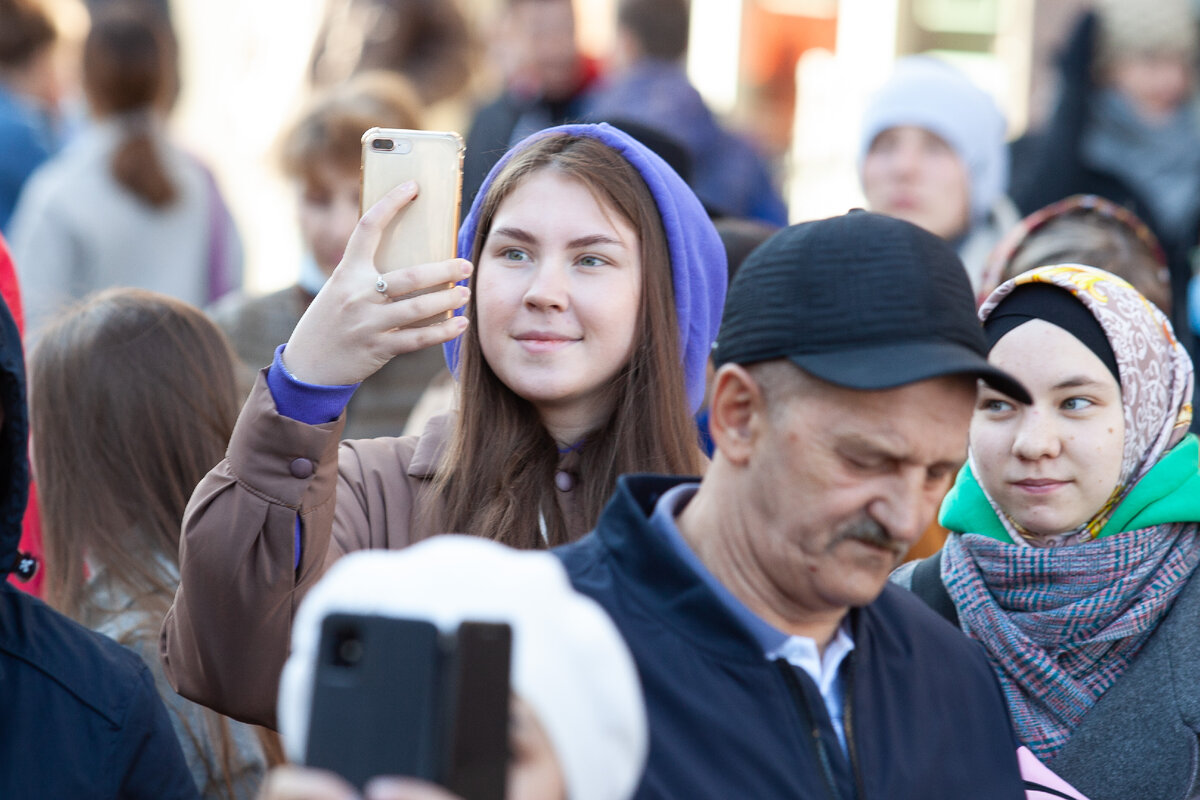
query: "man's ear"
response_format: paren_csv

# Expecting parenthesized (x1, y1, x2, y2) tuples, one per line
(708, 363, 766, 466)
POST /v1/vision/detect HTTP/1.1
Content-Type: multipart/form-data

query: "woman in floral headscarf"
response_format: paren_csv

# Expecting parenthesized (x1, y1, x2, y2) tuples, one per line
(894, 263, 1200, 800)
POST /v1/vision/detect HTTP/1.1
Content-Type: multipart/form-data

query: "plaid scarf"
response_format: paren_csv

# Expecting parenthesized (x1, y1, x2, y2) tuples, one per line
(944, 522, 1200, 759)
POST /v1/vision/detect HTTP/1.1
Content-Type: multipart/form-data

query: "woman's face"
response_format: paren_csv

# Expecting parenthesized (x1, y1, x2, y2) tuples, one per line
(861, 126, 971, 241)
(476, 168, 642, 443)
(971, 319, 1126, 538)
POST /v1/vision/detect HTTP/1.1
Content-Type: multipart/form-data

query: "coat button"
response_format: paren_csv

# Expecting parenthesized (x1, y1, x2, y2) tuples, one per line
(290, 457, 314, 478)
(554, 470, 575, 492)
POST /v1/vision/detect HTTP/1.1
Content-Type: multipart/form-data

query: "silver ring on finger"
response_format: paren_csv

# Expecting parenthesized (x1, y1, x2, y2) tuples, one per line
(374, 276, 388, 295)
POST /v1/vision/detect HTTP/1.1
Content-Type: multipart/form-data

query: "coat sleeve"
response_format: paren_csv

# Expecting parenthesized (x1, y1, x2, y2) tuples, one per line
(161, 369, 379, 728)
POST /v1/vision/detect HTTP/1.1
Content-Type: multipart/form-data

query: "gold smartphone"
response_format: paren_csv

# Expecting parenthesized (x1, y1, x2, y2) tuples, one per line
(360, 127, 464, 325)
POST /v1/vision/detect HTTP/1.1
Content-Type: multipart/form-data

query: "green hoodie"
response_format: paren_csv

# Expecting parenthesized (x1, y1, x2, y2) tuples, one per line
(940, 434, 1200, 543)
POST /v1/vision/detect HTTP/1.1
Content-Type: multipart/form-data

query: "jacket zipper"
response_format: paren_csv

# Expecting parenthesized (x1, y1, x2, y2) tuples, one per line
(841, 655, 867, 799)
(777, 660, 842, 800)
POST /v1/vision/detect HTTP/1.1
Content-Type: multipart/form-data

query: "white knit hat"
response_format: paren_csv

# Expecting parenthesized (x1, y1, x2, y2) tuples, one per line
(278, 537, 648, 800)
(858, 55, 1009, 225)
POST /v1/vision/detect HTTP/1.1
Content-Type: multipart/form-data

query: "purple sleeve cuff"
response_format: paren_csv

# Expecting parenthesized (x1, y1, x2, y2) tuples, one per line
(266, 344, 360, 425)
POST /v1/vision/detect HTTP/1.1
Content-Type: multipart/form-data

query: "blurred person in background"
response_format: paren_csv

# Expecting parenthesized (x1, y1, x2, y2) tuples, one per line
(263, 537, 647, 800)
(583, 0, 787, 227)
(980, 194, 1172, 311)
(583, 0, 788, 226)
(0, 288, 199, 800)
(1009, 0, 1200, 345)
(31, 289, 272, 799)
(8, 1, 242, 338)
(208, 71, 448, 439)
(0, 0, 61, 234)
(461, 0, 601, 210)
(306, 0, 473, 115)
(859, 55, 1018, 291)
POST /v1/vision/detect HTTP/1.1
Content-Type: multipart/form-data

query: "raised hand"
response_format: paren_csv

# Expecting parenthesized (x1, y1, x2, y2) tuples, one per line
(282, 181, 472, 386)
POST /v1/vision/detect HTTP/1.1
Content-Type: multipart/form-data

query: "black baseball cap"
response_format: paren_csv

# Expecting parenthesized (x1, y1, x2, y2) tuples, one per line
(712, 210, 1031, 403)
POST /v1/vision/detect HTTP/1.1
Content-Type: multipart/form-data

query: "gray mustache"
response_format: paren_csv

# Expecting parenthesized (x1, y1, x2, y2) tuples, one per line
(834, 517, 905, 555)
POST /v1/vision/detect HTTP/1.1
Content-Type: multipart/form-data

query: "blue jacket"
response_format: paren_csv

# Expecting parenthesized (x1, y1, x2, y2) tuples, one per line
(0, 585, 201, 799)
(0, 85, 54, 235)
(0, 273, 197, 799)
(555, 475, 1026, 800)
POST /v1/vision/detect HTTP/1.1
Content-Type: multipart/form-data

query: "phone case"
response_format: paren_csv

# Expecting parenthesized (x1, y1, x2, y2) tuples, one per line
(361, 128, 464, 326)
(305, 614, 448, 790)
(443, 622, 511, 800)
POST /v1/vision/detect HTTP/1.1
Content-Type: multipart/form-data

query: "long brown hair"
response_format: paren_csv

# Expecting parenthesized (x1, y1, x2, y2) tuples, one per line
(82, 4, 179, 207)
(30, 289, 251, 797)
(436, 134, 705, 548)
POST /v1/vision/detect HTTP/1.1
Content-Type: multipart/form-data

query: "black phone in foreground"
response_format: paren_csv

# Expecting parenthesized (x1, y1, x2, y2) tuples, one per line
(305, 613, 512, 798)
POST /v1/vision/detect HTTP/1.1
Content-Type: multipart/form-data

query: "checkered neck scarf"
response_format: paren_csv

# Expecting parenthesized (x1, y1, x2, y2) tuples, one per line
(944, 264, 1200, 759)
(944, 525, 1200, 759)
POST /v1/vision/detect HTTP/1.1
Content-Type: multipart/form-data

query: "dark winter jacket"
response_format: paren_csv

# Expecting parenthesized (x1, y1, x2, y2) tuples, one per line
(555, 474, 1026, 800)
(897, 551, 1200, 800)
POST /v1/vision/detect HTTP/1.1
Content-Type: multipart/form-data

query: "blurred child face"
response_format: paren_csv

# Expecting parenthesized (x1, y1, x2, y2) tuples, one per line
(1108, 53, 1195, 122)
(861, 126, 971, 241)
(297, 162, 361, 276)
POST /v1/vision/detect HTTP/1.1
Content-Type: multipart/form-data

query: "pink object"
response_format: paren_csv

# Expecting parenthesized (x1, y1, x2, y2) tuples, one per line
(1019, 746, 1090, 799)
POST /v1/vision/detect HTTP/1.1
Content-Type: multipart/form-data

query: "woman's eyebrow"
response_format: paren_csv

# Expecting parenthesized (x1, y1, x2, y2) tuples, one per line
(490, 226, 537, 244)
(1054, 376, 1111, 390)
(566, 233, 626, 249)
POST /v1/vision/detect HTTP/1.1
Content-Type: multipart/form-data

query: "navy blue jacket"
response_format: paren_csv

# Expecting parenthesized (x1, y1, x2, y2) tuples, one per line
(0, 585, 200, 799)
(556, 475, 1026, 800)
(0, 280, 197, 799)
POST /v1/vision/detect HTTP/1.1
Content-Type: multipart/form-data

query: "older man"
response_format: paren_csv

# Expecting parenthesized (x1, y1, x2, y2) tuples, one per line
(555, 211, 1032, 799)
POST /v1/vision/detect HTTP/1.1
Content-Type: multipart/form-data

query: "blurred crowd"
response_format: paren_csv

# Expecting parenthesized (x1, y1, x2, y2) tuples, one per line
(2, 0, 1200, 798)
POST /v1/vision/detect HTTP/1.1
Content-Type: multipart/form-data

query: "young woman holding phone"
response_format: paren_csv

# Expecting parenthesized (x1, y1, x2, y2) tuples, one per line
(163, 123, 728, 727)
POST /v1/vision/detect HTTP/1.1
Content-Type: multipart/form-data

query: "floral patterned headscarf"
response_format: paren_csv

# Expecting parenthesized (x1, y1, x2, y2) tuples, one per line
(975, 263, 1193, 546)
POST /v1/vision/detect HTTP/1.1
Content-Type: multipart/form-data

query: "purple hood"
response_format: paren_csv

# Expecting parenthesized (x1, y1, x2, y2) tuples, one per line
(444, 122, 727, 413)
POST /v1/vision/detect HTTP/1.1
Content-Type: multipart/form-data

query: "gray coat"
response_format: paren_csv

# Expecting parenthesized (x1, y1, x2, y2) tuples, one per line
(893, 553, 1200, 800)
